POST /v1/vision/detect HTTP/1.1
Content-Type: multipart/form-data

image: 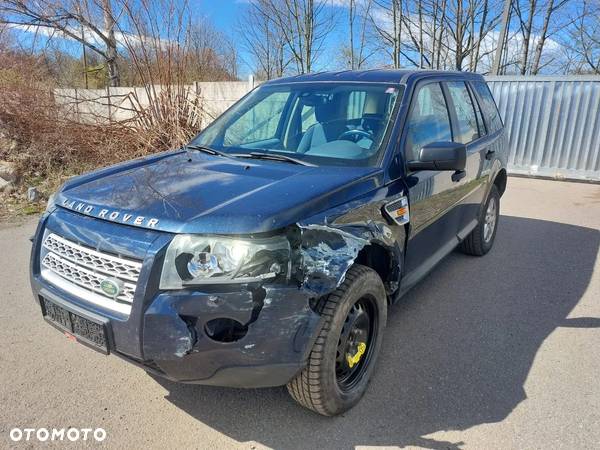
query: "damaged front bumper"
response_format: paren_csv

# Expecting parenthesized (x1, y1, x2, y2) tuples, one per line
(140, 285, 322, 387)
(30, 209, 325, 388)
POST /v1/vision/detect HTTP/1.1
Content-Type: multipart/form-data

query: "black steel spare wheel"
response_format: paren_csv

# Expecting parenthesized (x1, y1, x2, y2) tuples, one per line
(287, 264, 387, 416)
(335, 297, 378, 391)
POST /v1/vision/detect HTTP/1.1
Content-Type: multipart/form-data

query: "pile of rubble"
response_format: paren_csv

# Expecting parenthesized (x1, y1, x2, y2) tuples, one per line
(0, 130, 18, 194)
(0, 132, 41, 202)
(0, 160, 17, 194)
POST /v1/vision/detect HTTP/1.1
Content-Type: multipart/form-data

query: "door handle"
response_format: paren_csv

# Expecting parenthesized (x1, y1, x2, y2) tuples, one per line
(485, 150, 496, 160)
(451, 170, 466, 182)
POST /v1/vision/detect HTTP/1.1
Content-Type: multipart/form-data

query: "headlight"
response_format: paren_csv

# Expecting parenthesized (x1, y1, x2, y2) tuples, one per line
(159, 234, 291, 289)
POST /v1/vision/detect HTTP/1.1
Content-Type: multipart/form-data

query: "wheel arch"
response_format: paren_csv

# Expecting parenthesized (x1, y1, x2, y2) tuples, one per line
(493, 168, 507, 197)
(354, 241, 401, 302)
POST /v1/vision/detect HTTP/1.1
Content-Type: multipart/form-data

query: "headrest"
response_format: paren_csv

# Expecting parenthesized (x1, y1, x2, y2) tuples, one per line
(315, 98, 339, 122)
(363, 92, 384, 115)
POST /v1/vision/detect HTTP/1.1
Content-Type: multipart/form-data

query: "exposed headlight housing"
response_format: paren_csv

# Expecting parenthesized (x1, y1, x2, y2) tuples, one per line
(159, 234, 291, 289)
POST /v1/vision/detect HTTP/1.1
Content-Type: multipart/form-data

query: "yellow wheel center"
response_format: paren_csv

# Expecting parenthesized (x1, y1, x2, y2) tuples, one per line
(346, 342, 367, 368)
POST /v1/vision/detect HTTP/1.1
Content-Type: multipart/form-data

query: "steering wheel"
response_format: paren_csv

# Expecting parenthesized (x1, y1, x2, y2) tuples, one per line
(338, 129, 373, 142)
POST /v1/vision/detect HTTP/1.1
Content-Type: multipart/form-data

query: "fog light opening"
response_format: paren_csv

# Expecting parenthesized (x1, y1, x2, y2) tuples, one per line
(204, 318, 248, 343)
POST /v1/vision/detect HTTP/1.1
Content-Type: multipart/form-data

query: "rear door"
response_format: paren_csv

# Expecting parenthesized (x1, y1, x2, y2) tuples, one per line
(443, 80, 490, 238)
(401, 81, 465, 289)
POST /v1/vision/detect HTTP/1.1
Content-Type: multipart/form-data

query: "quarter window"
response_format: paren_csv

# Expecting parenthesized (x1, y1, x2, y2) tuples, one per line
(405, 83, 453, 161)
(447, 81, 480, 144)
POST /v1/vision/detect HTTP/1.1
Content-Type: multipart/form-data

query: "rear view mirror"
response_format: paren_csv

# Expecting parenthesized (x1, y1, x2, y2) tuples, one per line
(407, 142, 467, 171)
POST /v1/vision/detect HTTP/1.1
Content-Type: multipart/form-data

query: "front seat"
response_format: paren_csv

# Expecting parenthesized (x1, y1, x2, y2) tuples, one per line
(298, 97, 344, 153)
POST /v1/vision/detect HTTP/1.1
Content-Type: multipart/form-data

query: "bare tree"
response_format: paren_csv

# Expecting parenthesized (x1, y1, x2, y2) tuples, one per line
(562, 0, 600, 74)
(342, 0, 373, 69)
(272, 0, 336, 74)
(237, 0, 334, 75)
(390, 0, 499, 71)
(371, 0, 403, 68)
(237, 0, 290, 79)
(0, 0, 122, 86)
(188, 19, 238, 81)
(512, 0, 537, 74)
(530, 0, 570, 74)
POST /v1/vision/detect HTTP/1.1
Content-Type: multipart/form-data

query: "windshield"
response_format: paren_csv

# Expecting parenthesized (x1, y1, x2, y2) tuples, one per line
(192, 82, 404, 167)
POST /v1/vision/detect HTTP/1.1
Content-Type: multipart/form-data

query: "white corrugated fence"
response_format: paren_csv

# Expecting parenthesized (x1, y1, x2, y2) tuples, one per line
(486, 76, 600, 182)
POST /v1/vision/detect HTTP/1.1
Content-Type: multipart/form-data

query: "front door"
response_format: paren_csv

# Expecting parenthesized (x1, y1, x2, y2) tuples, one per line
(444, 80, 490, 238)
(400, 81, 467, 290)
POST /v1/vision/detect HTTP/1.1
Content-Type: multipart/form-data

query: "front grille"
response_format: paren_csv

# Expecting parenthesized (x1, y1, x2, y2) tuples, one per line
(44, 233, 140, 282)
(41, 233, 142, 311)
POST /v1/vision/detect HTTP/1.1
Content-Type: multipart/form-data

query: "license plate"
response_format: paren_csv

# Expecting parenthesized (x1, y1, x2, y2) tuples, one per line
(41, 298, 109, 353)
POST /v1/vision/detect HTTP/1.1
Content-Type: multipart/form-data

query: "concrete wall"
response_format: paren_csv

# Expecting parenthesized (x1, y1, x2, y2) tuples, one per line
(54, 78, 256, 127)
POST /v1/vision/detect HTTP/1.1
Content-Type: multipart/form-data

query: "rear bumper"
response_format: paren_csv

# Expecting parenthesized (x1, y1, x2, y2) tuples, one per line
(30, 211, 323, 388)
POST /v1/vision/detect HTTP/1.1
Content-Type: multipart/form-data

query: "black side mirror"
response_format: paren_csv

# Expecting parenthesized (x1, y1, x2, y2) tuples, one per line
(407, 142, 467, 171)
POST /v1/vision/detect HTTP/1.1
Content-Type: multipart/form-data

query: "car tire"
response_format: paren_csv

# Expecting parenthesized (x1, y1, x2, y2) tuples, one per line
(459, 184, 500, 256)
(287, 264, 387, 416)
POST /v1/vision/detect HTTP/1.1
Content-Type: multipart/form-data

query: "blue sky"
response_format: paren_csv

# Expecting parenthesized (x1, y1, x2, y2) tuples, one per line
(199, 0, 245, 33)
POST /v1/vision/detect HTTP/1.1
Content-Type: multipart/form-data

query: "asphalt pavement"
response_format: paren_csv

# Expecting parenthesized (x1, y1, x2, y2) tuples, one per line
(0, 177, 599, 449)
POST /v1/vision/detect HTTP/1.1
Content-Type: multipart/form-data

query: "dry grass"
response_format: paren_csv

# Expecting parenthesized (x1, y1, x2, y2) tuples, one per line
(0, 82, 205, 220)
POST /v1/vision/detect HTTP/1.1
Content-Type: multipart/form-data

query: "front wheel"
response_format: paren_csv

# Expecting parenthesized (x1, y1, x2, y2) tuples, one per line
(460, 184, 500, 256)
(287, 264, 387, 416)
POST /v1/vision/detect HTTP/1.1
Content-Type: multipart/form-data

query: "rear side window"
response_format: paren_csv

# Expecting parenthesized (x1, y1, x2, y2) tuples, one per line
(405, 83, 453, 161)
(446, 81, 480, 144)
(472, 81, 503, 133)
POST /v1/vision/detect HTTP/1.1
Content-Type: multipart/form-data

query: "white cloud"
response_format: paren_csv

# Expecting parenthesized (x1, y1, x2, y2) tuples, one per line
(8, 23, 169, 50)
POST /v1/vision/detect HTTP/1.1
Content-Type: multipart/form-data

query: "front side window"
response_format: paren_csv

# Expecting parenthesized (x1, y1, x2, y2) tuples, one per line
(447, 81, 480, 144)
(405, 82, 453, 161)
(193, 83, 403, 167)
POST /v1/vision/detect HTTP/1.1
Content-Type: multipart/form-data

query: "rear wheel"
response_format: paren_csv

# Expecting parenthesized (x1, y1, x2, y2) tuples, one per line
(287, 264, 387, 416)
(460, 185, 500, 256)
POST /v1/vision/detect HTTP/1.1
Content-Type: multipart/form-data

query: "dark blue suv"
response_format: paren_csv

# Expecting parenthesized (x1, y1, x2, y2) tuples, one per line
(30, 70, 507, 416)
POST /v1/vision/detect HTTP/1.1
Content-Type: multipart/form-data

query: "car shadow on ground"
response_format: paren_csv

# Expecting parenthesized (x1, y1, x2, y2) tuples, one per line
(152, 215, 600, 449)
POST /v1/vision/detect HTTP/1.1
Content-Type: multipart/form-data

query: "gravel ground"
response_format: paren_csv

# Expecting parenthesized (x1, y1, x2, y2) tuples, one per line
(0, 176, 599, 449)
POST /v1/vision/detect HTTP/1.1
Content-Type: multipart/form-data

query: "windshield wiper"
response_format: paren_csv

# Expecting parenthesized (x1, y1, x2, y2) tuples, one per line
(184, 144, 232, 159)
(231, 152, 316, 167)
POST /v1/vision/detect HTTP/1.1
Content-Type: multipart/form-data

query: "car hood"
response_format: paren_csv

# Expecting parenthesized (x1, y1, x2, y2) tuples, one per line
(55, 151, 383, 234)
